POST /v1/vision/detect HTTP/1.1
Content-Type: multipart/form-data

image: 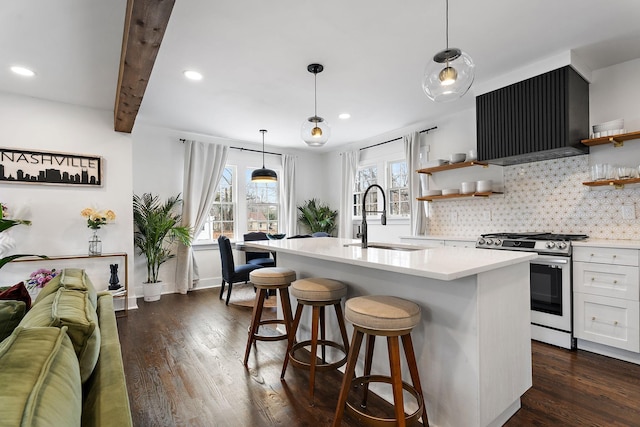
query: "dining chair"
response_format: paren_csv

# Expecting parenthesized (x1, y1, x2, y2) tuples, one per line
(218, 235, 264, 305)
(243, 232, 276, 267)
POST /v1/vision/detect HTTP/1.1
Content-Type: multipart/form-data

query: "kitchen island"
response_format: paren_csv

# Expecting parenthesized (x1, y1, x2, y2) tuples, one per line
(246, 237, 536, 427)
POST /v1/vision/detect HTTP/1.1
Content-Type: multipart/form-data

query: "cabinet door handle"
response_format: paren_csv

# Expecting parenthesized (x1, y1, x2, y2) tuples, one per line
(613, 255, 617, 258)
(591, 277, 595, 281)
(590, 253, 595, 257)
(592, 316, 596, 321)
(614, 321, 619, 326)
(613, 280, 618, 284)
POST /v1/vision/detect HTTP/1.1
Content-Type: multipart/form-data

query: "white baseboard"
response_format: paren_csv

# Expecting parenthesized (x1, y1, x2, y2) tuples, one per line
(577, 339, 640, 365)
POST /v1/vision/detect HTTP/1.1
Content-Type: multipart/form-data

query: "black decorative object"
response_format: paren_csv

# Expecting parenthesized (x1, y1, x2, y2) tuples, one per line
(108, 264, 121, 290)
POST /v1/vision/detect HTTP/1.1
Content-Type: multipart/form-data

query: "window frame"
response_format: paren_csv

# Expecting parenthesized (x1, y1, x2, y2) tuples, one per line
(194, 165, 237, 245)
(387, 159, 410, 218)
(245, 167, 280, 235)
(351, 156, 411, 224)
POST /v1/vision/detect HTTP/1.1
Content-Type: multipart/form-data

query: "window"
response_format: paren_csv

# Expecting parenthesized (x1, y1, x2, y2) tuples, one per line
(388, 160, 410, 216)
(353, 165, 377, 218)
(246, 168, 279, 233)
(197, 166, 235, 241)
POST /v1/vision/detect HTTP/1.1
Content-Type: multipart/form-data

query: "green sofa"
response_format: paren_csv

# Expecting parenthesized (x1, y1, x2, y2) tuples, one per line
(0, 268, 132, 427)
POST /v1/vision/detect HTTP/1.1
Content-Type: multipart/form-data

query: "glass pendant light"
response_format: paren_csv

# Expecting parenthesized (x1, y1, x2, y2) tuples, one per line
(422, 0, 475, 102)
(251, 129, 277, 182)
(301, 63, 330, 147)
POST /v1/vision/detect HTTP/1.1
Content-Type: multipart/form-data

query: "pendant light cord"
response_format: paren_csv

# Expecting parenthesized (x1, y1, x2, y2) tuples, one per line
(445, 0, 449, 50)
(260, 130, 266, 168)
(314, 72, 318, 117)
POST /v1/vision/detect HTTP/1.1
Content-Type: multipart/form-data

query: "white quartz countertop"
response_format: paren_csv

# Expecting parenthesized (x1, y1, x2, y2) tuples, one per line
(246, 237, 535, 281)
(573, 239, 640, 249)
(400, 235, 476, 242)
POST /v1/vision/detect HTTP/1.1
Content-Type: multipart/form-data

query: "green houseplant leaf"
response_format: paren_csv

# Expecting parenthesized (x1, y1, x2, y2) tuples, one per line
(297, 198, 338, 235)
(0, 204, 46, 272)
(133, 193, 193, 283)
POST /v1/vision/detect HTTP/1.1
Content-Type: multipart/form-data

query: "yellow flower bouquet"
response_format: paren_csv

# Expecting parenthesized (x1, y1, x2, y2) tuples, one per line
(81, 208, 116, 230)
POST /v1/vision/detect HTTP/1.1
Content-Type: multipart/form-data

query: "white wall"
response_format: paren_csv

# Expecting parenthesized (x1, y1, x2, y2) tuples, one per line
(0, 92, 135, 309)
(131, 122, 328, 292)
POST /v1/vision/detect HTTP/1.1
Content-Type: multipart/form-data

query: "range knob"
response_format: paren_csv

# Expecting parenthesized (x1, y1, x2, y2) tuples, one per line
(485, 238, 493, 245)
(494, 239, 502, 245)
(477, 238, 486, 245)
(557, 242, 567, 250)
(545, 241, 556, 249)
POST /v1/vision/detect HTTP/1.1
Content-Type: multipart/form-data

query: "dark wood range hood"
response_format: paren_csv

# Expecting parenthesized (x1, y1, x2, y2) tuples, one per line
(476, 66, 590, 166)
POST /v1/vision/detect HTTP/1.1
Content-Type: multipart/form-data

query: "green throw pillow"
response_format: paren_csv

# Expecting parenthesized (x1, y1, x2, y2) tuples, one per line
(20, 288, 101, 383)
(34, 268, 97, 309)
(0, 300, 27, 342)
(0, 326, 82, 426)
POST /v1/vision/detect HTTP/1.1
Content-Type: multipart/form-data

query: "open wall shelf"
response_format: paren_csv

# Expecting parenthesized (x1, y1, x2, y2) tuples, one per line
(583, 178, 640, 190)
(417, 160, 489, 175)
(581, 130, 640, 148)
(417, 191, 503, 202)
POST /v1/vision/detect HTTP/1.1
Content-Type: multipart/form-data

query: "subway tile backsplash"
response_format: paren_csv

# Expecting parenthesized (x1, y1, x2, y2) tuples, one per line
(428, 155, 640, 240)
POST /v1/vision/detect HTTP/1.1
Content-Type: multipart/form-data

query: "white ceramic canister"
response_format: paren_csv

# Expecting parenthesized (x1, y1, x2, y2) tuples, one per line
(476, 180, 492, 193)
(461, 181, 477, 194)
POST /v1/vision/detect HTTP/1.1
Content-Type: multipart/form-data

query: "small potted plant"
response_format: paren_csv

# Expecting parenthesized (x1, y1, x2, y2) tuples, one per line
(133, 193, 192, 302)
(297, 198, 338, 236)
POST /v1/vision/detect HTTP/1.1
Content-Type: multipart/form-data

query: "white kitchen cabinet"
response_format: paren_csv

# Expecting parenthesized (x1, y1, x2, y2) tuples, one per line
(574, 262, 639, 300)
(573, 246, 640, 353)
(574, 246, 639, 266)
(574, 293, 639, 352)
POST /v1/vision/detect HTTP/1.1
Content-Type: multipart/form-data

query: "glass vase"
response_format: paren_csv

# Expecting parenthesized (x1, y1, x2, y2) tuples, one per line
(88, 229, 102, 256)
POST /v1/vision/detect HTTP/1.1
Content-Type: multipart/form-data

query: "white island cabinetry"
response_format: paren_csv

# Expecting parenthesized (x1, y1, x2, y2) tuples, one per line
(246, 237, 535, 427)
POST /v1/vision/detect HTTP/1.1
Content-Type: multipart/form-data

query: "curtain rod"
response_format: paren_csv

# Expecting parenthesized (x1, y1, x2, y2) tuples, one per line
(359, 126, 438, 151)
(178, 139, 282, 156)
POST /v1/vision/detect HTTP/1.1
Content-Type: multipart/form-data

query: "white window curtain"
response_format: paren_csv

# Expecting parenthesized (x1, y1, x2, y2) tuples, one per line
(279, 154, 297, 236)
(175, 140, 229, 294)
(339, 150, 359, 238)
(404, 131, 427, 235)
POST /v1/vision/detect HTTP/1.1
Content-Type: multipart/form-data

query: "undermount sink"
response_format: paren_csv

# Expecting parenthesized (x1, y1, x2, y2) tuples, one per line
(343, 242, 423, 252)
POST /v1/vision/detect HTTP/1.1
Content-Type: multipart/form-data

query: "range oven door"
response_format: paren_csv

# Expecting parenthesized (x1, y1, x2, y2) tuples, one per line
(530, 255, 572, 333)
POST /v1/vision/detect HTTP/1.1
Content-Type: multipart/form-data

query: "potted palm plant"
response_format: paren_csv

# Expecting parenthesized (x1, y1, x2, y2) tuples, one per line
(297, 198, 338, 236)
(0, 203, 44, 271)
(133, 193, 192, 302)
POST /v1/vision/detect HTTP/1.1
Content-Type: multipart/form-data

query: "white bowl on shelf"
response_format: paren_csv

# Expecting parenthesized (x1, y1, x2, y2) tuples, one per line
(442, 188, 460, 196)
(476, 180, 493, 193)
(461, 181, 477, 194)
(449, 153, 466, 164)
(593, 119, 624, 133)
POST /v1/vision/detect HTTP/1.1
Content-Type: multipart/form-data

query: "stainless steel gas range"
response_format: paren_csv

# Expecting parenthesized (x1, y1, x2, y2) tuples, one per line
(476, 232, 588, 349)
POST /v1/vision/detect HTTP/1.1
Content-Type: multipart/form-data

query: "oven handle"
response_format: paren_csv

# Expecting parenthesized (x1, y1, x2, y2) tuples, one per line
(533, 257, 568, 265)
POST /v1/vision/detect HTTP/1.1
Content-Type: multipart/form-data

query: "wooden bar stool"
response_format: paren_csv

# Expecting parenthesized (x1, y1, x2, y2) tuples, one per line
(243, 267, 296, 366)
(281, 278, 350, 402)
(333, 295, 427, 427)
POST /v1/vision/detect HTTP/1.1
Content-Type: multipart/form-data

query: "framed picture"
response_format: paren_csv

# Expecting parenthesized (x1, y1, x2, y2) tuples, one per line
(0, 147, 102, 186)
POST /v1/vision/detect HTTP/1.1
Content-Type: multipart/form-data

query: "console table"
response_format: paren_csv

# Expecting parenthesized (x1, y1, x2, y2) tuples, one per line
(6, 253, 129, 316)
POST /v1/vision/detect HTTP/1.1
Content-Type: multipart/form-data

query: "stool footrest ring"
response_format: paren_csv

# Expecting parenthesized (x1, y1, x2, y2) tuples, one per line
(252, 319, 289, 342)
(289, 340, 348, 371)
(345, 374, 424, 426)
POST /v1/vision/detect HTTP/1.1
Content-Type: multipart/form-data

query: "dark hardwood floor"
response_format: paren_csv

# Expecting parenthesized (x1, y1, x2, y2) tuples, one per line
(117, 287, 640, 427)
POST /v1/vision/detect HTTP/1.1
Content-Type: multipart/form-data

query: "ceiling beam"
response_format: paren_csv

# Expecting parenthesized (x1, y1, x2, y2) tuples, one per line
(114, 0, 175, 133)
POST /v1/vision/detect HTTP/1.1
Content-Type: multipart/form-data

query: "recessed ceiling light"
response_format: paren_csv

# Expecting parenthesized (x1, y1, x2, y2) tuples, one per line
(11, 66, 35, 77)
(338, 113, 351, 120)
(183, 70, 203, 81)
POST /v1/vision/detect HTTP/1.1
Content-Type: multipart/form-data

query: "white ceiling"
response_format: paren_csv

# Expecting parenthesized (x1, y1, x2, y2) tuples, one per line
(3, 0, 640, 150)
